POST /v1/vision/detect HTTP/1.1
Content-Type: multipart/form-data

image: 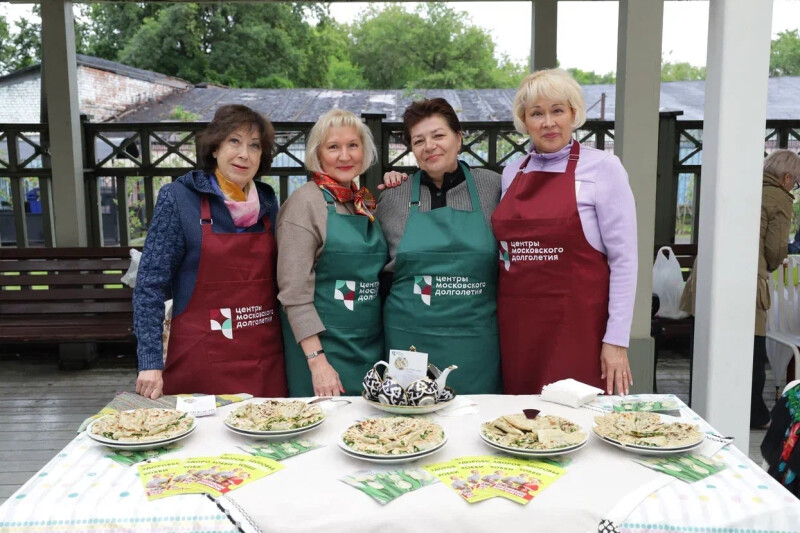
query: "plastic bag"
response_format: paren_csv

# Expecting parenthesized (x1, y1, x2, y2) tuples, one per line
(120, 249, 142, 288)
(652, 246, 689, 319)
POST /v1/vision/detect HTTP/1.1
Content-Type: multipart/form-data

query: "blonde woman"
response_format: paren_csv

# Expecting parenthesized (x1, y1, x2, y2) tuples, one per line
(492, 69, 637, 396)
(277, 109, 387, 397)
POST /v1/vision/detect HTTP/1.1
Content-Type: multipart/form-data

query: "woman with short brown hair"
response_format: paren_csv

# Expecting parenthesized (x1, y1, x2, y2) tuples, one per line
(376, 98, 502, 394)
(134, 104, 286, 399)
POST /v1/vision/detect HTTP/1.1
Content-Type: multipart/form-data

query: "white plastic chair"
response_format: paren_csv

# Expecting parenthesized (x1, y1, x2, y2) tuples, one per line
(765, 257, 800, 395)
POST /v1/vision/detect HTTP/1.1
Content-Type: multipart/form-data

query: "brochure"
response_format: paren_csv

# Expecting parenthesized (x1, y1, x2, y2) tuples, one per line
(634, 454, 726, 483)
(341, 467, 437, 504)
(238, 438, 322, 461)
(105, 444, 182, 466)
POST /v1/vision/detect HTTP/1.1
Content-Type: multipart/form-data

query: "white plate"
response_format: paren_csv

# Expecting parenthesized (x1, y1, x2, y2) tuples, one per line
(337, 434, 448, 464)
(479, 430, 589, 457)
(224, 416, 326, 439)
(361, 392, 455, 414)
(86, 413, 196, 450)
(592, 432, 705, 456)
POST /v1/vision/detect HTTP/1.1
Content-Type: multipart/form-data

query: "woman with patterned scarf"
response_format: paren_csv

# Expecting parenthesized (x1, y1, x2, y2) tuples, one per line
(134, 104, 285, 399)
(278, 109, 387, 397)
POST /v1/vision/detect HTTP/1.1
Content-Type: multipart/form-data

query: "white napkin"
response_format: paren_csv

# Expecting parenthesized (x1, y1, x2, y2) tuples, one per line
(540, 378, 604, 408)
(435, 396, 479, 417)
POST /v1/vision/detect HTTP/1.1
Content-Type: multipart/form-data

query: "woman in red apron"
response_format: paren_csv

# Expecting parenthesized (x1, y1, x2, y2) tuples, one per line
(492, 69, 638, 396)
(134, 105, 287, 398)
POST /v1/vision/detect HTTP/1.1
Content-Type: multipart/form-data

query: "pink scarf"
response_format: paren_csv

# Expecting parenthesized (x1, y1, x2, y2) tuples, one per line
(224, 182, 259, 228)
(215, 170, 260, 228)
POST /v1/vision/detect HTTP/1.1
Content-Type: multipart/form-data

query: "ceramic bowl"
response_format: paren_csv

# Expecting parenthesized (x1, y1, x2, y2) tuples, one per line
(378, 377, 409, 406)
(405, 378, 439, 406)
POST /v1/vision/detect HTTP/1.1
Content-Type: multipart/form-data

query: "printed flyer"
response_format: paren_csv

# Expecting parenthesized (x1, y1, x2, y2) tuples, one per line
(105, 444, 182, 466)
(634, 454, 726, 483)
(238, 439, 322, 461)
(138, 459, 184, 500)
(137, 455, 283, 500)
(424, 456, 567, 505)
(341, 467, 437, 504)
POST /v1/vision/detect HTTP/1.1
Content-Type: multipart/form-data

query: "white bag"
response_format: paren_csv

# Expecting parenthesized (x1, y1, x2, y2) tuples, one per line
(652, 246, 689, 319)
(120, 249, 142, 288)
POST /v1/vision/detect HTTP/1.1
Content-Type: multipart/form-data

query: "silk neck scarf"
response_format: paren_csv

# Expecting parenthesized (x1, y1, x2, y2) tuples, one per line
(311, 172, 376, 222)
(214, 169, 260, 228)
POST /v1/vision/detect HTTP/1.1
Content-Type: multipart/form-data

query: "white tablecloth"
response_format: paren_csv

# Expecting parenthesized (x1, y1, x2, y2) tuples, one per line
(0, 394, 798, 533)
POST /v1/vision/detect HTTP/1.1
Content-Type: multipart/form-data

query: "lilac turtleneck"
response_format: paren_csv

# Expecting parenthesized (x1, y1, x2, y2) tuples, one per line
(501, 140, 637, 348)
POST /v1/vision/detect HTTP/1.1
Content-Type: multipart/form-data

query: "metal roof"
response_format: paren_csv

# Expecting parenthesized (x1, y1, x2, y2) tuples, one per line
(118, 77, 800, 123)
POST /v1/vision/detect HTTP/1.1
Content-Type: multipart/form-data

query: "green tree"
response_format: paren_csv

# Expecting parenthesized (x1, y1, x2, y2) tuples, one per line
(661, 60, 706, 82)
(349, 3, 526, 89)
(567, 68, 615, 85)
(769, 29, 800, 76)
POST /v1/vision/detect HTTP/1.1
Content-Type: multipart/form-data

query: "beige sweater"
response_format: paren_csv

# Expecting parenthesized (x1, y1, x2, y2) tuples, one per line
(276, 181, 359, 344)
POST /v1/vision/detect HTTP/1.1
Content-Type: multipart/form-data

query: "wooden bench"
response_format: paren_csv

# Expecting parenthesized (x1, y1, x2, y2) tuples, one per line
(652, 244, 698, 402)
(0, 247, 136, 367)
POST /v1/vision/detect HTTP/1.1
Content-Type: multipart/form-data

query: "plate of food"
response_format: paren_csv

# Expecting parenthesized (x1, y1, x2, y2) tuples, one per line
(338, 416, 447, 463)
(360, 391, 456, 415)
(224, 400, 325, 438)
(480, 413, 588, 457)
(87, 408, 196, 450)
(592, 412, 704, 455)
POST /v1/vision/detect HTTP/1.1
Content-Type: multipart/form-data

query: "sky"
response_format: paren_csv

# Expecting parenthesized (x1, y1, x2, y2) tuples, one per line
(2, 1, 800, 74)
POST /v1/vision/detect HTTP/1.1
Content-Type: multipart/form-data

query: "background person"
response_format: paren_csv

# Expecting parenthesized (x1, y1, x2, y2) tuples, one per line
(493, 69, 637, 396)
(752, 149, 800, 428)
(278, 109, 386, 397)
(377, 98, 502, 394)
(134, 104, 285, 399)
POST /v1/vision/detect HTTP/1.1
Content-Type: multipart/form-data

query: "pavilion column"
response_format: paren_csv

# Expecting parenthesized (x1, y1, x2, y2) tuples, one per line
(692, 0, 774, 451)
(614, 0, 664, 394)
(40, 0, 87, 246)
(530, 0, 557, 72)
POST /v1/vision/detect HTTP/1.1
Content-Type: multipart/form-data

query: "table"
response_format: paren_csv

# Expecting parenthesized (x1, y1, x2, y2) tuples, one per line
(0, 394, 798, 533)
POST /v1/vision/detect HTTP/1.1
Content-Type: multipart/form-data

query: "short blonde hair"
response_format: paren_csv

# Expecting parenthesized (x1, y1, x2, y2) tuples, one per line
(512, 68, 587, 135)
(305, 109, 377, 175)
(764, 149, 800, 180)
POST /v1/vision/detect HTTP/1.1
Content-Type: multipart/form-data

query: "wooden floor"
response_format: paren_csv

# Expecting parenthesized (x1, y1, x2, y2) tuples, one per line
(0, 351, 136, 504)
(0, 348, 781, 505)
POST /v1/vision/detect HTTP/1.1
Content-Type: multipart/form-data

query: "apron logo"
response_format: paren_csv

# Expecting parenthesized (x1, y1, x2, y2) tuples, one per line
(499, 241, 511, 271)
(210, 308, 233, 339)
(334, 280, 357, 311)
(413, 275, 432, 305)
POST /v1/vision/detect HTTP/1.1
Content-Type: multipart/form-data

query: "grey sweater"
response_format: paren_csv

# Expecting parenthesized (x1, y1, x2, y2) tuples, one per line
(375, 166, 502, 272)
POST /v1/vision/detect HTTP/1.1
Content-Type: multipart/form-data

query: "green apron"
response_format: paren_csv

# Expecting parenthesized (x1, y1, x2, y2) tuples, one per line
(283, 189, 388, 397)
(384, 163, 501, 394)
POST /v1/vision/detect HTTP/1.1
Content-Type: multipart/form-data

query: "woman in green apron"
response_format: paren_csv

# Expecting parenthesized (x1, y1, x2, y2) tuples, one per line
(277, 109, 387, 397)
(376, 98, 502, 394)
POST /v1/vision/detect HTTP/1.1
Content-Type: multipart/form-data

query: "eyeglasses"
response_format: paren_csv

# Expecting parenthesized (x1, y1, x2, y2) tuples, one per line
(793, 178, 800, 192)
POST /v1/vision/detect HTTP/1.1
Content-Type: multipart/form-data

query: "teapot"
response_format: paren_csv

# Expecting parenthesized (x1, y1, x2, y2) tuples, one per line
(427, 363, 458, 400)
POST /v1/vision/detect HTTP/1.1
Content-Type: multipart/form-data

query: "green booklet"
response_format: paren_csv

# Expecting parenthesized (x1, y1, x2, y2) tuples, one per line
(238, 438, 322, 461)
(634, 454, 726, 483)
(613, 400, 681, 417)
(105, 444, 182, 466)
(341, 467, 437, 504)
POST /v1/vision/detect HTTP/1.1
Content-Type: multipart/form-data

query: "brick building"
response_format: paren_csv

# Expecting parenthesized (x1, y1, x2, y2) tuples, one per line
(0, 54, 190, 123)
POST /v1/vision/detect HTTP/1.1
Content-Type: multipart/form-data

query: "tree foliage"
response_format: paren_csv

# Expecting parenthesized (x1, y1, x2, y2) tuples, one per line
(770, 30, 800, 77)
(348, 4, 525, 89)
(660, 61, 706, 82)
(567, 68, 615, 85)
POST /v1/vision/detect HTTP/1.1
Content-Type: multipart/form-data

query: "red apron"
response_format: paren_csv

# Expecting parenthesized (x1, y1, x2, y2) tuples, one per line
(491, 142, 609, 394)
(163, 195, 287, 397)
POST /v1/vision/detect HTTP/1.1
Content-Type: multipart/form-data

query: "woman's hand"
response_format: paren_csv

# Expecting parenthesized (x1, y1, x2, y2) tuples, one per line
(136, 369, 164, 399)
(600, 343, 632, 396)
(308, 355, 346, 397)
(377, 171, 408, 191)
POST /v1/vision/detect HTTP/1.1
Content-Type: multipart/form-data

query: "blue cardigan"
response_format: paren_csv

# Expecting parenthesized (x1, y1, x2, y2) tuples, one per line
(133, 170, 279, 371)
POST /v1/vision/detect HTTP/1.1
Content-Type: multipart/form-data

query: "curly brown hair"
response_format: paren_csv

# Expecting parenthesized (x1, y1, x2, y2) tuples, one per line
(197, 105, 275, 175)
(401, 98, 462, 147)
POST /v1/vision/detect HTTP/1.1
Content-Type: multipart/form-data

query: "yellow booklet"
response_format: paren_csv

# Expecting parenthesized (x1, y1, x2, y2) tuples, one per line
(138, 459, 184, 500)
(423, 461, 494, 503)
